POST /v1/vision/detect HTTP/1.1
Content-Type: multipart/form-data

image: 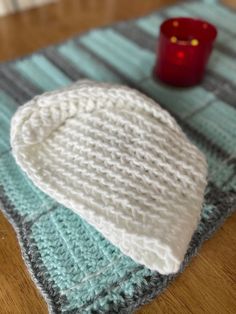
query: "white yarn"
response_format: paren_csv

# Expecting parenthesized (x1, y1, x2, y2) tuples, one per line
(11, 80, 207, 275)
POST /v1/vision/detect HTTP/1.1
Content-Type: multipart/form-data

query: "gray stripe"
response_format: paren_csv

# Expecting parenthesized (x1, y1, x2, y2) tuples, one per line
(181, 3, 236, 37)
(75, 40, 235, 165)
(113, 23, 236, 109)
(75, 40, 136, 87)
(43, 47, 87, 81)
(0, 66, 42, 104)
(2, 66, 42, 96)
(0, 73, 29, 104)
(203, 73, 236, 108)
(215, 42, 236, 60)
(113, 22, 156, 52)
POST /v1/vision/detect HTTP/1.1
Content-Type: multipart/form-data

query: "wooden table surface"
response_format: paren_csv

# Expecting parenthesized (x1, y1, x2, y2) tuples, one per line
(0, 0, 236, 313)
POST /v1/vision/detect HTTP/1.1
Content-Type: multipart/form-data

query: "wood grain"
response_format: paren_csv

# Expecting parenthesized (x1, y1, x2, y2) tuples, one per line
(0, 212, 47, 314)
(0, 0, 178, 62)
(0, 0, 236, 313)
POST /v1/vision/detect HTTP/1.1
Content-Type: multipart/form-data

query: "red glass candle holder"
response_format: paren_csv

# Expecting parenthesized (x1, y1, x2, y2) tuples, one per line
(154, 17, 217, 87)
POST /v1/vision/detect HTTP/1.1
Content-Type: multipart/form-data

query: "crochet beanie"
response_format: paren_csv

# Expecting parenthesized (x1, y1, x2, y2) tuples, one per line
(10, 80, 207, 275)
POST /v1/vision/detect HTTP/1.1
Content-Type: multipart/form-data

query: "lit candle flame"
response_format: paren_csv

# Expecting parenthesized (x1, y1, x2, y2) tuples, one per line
(170, 36, 199, 46)
(191, 39, 199, 46)
(170, 36, 177, 43)
(172, 21, 179, 27)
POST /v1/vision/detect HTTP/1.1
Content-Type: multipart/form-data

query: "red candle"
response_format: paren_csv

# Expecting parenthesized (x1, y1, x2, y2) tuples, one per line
(154, 17, 217, 87)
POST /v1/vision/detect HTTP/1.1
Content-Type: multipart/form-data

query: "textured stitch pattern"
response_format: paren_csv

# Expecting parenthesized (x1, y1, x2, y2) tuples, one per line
(0, 2, 236, 313)
(11, 80, 207, 275)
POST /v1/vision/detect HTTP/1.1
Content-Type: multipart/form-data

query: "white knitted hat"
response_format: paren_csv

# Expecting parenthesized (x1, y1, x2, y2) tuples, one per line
(11, 80, 207, 275)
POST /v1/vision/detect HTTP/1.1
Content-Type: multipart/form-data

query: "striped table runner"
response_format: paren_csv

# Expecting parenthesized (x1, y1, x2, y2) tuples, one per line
(0, 2, 235, 313)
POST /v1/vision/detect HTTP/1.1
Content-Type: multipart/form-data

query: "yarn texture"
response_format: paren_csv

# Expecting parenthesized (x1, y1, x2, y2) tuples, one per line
(0, 2, 236, 312)
(11, 80, 207, 275)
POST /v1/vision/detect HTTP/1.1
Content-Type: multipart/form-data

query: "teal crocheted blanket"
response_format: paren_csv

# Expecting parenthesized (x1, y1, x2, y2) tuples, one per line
(0, 2, 235, 313)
